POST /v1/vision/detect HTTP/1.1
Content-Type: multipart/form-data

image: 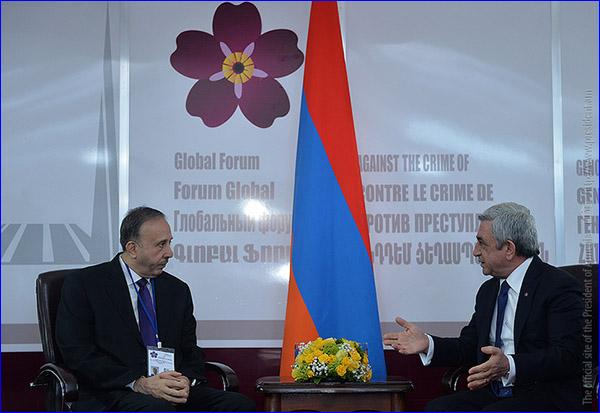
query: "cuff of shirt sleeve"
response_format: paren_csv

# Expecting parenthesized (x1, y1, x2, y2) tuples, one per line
(502, 354, 516, 386)
(419, 334, 435, 366)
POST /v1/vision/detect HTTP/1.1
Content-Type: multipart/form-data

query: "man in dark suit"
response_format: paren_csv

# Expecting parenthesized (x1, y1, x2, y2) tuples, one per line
(383, 202, 583, 411)
(56, 206, 255, 411)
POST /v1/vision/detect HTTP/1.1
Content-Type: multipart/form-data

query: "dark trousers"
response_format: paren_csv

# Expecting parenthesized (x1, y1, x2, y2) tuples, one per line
(73, 385, 256, 411)
(425, 385, 579, 412)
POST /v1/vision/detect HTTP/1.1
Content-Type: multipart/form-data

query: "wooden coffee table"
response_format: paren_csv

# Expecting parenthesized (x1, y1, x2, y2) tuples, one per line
(256, 376, 413, 411)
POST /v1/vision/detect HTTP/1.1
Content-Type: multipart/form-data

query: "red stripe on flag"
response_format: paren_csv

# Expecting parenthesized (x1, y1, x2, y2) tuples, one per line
(302, 2, 372, 260)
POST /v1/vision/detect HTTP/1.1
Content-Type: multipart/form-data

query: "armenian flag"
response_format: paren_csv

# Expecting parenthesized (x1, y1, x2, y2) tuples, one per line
(280, 1, 386, 381)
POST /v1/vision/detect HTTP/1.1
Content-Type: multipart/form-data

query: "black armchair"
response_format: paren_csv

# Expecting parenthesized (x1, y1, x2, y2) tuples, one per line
(442, 263, 598, 402)
(30, 269, 239, 411)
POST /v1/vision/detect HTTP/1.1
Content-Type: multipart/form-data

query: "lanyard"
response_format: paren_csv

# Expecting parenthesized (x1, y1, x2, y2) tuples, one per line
(124, 263, 162, 348)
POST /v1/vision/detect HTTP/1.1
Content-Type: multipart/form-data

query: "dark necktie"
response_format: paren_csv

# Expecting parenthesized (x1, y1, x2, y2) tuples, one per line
(491, 280, 512, 398)
(136, 278, 158, 347)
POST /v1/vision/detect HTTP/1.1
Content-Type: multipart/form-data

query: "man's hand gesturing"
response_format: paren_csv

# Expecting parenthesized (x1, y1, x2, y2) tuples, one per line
(383, 316, 429, 354)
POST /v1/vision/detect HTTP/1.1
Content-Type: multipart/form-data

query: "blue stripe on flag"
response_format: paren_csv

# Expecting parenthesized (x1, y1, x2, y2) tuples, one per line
(291, 93, 386, 380)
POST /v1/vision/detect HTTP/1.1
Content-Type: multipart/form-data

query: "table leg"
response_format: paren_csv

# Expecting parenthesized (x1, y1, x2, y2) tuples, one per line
(265, 394, 282, 412)
(391, 392, 406, 411)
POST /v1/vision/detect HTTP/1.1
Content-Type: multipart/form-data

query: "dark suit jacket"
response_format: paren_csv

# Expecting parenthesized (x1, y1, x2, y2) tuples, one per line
(56, 254, 206, 406)
(430, 255, 583, 410)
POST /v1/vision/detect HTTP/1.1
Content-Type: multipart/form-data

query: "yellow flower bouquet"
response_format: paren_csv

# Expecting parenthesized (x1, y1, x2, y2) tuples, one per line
(291, 337, 372, 384)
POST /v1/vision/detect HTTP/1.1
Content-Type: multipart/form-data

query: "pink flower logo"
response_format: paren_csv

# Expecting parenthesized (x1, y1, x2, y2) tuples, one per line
(170, 2, 304, 128)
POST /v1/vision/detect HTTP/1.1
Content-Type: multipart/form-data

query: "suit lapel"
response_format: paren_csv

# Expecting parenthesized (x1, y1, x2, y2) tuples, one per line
(104, 255, 144, 346)
(153, 274, 171, 346)
(479, 279, 500, 353)
(513, 256, 543, 345)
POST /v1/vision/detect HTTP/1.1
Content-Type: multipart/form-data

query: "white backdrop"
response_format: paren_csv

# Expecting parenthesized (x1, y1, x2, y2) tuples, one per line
(2, 1, 597, 350)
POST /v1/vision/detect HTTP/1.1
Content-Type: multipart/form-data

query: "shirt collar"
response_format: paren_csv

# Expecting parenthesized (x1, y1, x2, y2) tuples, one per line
(119, 254, 144, 287)
(504, 256, 532, 295)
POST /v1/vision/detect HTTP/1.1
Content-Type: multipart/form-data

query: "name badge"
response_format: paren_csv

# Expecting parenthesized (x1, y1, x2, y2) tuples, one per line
(147, 345, 175, 376)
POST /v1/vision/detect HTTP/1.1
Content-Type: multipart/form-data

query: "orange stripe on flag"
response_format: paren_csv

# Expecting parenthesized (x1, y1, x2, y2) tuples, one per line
(279, 269, 318, 378)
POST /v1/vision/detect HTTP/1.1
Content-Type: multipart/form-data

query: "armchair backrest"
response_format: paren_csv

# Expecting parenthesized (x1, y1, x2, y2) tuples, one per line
(36, 269, 80, 364)
(559, 263, 598, 367)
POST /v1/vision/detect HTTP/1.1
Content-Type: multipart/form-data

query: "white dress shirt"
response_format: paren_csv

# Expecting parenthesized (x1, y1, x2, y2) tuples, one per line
(119, 255, 155, 325)
(420, 257, 533, 387)
(119, 255, 155, 390)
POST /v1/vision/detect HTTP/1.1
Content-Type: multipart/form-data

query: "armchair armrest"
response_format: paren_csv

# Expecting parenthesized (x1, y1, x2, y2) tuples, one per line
(30, 362, 79, 401)
(205, 361, 240, 392)
(441, 365, 469, 393)
(30, 362, 78, 411)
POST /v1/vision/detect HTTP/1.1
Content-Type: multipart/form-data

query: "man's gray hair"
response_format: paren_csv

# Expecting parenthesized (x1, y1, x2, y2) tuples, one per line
(478, 202, 539, 257)
(120, 206, 165, 250)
